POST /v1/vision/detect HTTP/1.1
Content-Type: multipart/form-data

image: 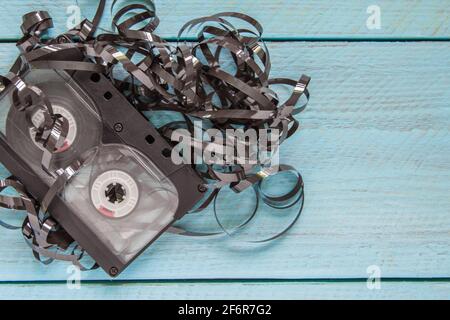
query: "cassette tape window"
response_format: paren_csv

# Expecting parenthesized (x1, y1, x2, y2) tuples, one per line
(0, 69, 102, 185)
(64, 144, 179, 264)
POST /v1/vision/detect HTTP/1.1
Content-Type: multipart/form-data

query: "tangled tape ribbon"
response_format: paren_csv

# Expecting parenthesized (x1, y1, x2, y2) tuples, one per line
(0, 0, 310, 269)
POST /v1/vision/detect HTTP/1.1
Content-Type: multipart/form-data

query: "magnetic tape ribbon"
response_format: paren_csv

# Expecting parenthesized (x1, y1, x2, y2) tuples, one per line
(0, 176, 97, 270)
(0, 72, 96, 268)
(0, 0, 311, 266)
(168, 165, 305, 243)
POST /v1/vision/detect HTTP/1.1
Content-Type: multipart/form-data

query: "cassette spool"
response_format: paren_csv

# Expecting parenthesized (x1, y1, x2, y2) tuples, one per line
(0, 68, 205, 276)
(2, 70, 102, 184)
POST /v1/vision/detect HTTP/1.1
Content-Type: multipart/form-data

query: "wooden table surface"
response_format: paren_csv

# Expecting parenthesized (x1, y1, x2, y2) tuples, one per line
(0, 0, 449, 300)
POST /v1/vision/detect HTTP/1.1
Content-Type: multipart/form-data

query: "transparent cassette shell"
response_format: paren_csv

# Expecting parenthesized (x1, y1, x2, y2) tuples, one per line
(0, 69, 102, 185)
(63, 144, 179, 264)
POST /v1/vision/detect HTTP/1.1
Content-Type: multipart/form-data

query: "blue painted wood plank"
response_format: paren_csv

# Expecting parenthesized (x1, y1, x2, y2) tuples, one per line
(0, 41, 449, 281)
(0, 281, 449, 300)
(0, 0, 449, 40)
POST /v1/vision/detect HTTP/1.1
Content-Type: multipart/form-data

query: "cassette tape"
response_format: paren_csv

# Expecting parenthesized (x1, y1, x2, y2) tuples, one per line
(0, 68, 205, 276)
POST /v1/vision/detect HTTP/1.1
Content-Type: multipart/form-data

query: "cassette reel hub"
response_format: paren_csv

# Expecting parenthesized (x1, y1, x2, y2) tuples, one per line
(90, 170, 139, 219)
(105, 183, 126, 204)
(30, 105, 77, 153)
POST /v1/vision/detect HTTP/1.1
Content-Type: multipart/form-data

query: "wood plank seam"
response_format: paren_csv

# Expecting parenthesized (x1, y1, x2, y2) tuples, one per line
(1, 277, 450, 285)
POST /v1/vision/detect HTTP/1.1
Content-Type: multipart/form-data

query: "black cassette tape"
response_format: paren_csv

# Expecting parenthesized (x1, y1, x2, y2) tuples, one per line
(0, 68, 205, 276)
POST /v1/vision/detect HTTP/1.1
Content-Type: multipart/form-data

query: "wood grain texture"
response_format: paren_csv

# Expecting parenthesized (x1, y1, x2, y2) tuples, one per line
(0, 0, 449, 40)
(0, 41, 449, 281)
(0, 281, 449, 300)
